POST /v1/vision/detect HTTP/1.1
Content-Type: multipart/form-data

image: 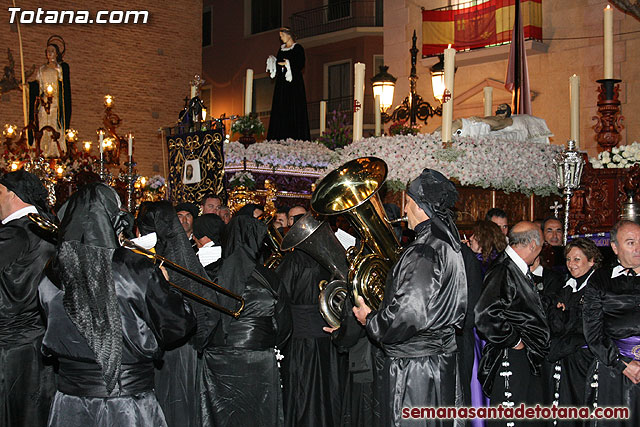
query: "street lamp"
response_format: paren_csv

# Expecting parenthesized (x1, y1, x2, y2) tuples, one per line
(430, 55, 446, 103)
(378, 30, 443, 126)
(371, 65, 396, 112)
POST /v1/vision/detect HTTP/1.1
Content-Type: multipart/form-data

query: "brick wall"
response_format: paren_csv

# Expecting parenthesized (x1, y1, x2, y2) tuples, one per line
(0, 0, 202, 177)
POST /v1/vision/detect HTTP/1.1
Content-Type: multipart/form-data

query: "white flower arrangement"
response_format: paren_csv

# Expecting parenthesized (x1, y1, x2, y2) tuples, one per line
(590, 142, 640, 169)
(147, 175, 166, 190)
(223, 134, 563, 195)
(225, 139, 336, 170)
(224, 141, 247, 165)
(330, 133, 562, 195)
(229, 171, 256, 189)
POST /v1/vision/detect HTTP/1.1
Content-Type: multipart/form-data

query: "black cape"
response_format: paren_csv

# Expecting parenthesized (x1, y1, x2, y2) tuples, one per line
(267, 43, 311, 141)
(136, 201, 216, 427)
(200, 215, 292, 427)
(583, 266, 640, 426)
(331, 295, 384, 427)
(40, 247, 196, 426)
(0, 213, 56, 427)
(475, 251, 550, 397)
(275, 248, 347, 427)
(365, 220, 467, 426)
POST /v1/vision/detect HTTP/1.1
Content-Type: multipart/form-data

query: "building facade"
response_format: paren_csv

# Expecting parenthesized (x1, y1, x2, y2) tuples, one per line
(202, 0, 384, 139)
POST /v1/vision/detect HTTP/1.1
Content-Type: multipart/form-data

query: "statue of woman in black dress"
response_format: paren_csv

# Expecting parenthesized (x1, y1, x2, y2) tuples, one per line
(266, 27, 310, 141)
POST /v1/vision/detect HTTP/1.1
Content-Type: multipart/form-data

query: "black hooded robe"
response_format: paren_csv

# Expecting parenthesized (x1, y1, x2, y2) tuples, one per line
(136, 201, 219, 427)
(0, 214, 56, 427)
(365, 220, 467, 427)
(38, 184, 196, 427)
(199, 215, 292, 427)
(275, 248, 348, 427)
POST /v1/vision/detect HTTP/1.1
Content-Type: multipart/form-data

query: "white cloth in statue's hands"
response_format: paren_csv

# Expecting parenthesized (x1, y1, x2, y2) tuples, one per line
(266, 55, 277, 78)
(284, 59, 292, 82)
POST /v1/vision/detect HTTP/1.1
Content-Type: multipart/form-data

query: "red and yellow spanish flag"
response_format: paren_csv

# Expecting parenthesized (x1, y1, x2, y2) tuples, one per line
(422, 0, 542, 56)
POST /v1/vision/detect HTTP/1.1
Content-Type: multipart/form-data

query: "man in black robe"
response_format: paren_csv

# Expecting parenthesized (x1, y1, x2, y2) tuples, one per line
(475, 221, 549, 426)
(39, 183, 196, 426)
(583, 220, 640, 426)
(136, 201, 220, 427)
(199, 215, 292, 426)
(276, 209, 348, 427)
(0, 171, 55, 427)
(353, 168, 467, 427)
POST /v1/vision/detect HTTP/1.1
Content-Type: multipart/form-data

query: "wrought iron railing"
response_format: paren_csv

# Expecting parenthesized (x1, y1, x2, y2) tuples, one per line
(290, 0, 382, 40)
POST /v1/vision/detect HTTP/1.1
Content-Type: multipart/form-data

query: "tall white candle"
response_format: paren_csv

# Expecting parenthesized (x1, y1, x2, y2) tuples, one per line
(353, 62, 365, 142)
(99, 132, 104, 154)
(441, 45, 456, 143)
(319, 100, 327, 135)
(483, 86, 493, 117)
(570, 74, 580, 147)
(128, 134, 133, 157)
(244, 68, 254, 115)
(374, 95, 381, 136)
(604, 5, 613, 79)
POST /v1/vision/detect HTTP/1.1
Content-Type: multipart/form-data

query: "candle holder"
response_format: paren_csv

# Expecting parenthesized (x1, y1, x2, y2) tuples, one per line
(41, 85, 55, 115)
(97, 150, 112, 182)
(118, 158, 139, 212)
(593, 78, 624, 153)
(553, 140, 585, 245)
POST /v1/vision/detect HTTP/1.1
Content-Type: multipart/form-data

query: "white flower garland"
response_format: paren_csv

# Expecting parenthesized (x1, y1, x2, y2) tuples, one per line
(223, 134, 563, 195)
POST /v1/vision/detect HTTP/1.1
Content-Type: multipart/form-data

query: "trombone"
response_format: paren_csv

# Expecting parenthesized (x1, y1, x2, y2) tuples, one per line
(28, 213, 245, 318)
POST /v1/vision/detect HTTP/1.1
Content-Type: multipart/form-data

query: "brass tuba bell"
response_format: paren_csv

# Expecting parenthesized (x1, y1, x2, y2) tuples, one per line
(281, 213, 350, 328)
(311, 157, 402, 311)
(260, 214, 285, 269)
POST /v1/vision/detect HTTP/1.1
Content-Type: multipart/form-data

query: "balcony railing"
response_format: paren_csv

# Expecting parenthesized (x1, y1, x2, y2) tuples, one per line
(290, 0, 382, 40)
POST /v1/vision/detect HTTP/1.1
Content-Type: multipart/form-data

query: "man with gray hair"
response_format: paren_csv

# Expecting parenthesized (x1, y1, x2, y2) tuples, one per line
(583, 220, 640, 426)
(475, 221, 550, 423)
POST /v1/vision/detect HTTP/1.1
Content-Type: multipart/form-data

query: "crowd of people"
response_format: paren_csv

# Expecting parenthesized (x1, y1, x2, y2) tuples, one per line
(1, 168, 639, 427)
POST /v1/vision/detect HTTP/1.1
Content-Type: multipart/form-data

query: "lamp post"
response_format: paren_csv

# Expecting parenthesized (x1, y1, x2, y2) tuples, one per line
(371, 65, 396, 113)
(430, 55, 445, 103)
(553, 140, 585, 245)
(379, 30, 443, 126)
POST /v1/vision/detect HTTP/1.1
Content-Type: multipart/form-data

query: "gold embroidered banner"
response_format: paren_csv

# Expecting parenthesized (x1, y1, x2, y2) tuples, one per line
(166, 128, 226, 204)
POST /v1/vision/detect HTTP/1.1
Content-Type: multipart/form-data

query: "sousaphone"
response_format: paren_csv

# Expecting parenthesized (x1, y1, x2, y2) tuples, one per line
(281, 213, 349, 328)
(311, 157, 401, 312)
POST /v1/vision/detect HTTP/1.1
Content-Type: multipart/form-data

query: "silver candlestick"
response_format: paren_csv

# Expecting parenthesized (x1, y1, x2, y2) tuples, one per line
(119, 156, 139, 212)
(553, 140, 585, 245)
(98, 150, 111, 182)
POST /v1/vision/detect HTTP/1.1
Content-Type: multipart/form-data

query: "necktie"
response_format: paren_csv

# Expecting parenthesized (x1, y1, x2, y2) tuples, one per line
(526, 271, 535, 285)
